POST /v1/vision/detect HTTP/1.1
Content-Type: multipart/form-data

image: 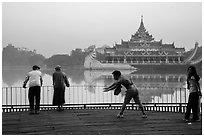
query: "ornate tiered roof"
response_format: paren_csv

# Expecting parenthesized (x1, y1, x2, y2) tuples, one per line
(130, 15, 154, 42)
(105, 16, 185, 56)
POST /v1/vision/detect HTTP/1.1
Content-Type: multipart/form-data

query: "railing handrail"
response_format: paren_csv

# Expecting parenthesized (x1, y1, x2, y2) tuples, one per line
(2, 86, 202, 113)
(2, 102, 189, 108)
(2, 102, 196, 114)
(2, 85, 187, 88)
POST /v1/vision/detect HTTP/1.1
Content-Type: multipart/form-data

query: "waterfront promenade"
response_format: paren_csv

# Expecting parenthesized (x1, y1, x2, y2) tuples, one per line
(2, 109, 202, 135)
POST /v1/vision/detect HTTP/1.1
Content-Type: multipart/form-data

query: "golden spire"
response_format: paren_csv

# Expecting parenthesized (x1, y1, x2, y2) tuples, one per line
(141, 15, 143, 23)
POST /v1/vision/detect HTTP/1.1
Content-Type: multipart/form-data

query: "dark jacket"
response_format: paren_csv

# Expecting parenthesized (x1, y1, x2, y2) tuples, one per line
(53, 71, 69, 88)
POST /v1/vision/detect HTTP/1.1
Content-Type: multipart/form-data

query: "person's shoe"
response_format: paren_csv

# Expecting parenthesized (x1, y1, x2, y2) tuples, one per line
(192, 119, 200, 122)
(183, 118, 190, 122)
(117, 114, 124, 118)
(60, 107, 64, 111)
(35, 110, 40, 114)
(58, 107, 63, 112)
(142, 114, 147, 118)
(29, 110, 35, 115)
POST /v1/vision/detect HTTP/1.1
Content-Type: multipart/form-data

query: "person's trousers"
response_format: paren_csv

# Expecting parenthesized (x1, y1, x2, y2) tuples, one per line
(185, 92, 199, 120)
(28, 86, 41, 111)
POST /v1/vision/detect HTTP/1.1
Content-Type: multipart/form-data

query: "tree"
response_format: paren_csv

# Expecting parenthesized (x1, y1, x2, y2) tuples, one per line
(2, 44, 45, 66)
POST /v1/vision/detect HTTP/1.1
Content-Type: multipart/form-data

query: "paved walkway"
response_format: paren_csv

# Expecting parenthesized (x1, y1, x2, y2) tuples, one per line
(2, 109, 202, 135)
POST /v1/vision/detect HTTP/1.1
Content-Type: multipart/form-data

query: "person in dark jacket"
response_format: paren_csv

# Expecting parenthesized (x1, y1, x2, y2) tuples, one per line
(52, 65, 70, 111)
(184, 66, 201, 122)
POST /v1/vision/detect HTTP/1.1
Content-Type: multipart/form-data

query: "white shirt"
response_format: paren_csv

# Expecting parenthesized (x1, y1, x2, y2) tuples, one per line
(26, 70, 42, 87)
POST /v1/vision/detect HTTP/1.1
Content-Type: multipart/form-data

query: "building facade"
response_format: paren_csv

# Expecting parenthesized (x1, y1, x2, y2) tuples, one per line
(103, 16, 185, 65)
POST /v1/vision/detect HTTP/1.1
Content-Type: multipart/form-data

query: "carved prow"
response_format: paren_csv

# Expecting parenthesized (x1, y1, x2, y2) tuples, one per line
(190, 55, 202, 65)
(184, 42, 199, 63)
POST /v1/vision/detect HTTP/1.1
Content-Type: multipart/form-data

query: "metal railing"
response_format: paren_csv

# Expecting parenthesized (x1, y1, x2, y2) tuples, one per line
(2, 86, 202, 113)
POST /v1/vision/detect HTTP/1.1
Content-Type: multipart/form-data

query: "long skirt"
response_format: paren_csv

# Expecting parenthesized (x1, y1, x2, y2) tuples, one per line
(52, 87, 65, 106)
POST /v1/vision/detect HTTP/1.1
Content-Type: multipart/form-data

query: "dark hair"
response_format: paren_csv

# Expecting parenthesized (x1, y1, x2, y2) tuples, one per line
(55, 65, 61, 71)
(187, 66, 200, 81)
(32, 65, 40, 70)
(112, 70, 121, 76)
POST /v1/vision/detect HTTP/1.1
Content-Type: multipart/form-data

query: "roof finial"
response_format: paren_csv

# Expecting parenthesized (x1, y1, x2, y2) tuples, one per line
(141, 15, 143, 22)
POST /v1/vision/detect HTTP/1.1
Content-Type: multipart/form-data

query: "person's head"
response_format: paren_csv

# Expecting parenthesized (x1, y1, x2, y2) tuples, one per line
(55, 65, 61, 71)
(32, 65, 40, 70)
(112, 70, 121, 80)
(187, 66, 197, 74)
(187, 65, 200, 81)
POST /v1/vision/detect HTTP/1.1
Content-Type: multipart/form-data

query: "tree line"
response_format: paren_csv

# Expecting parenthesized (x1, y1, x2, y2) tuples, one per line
(2, 44, 90, 68)
(43, 49, 89, 68)
(2, 44, 202, 68)
(2, 44, 45, 66)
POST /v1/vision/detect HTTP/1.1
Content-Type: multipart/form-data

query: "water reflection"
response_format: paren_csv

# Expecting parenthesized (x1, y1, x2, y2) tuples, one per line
(2, 67, 85, 87)
(2, 67, 202, 104)
(83, 69, 188, 103)
(43, 68, 85, 85)
(2, 67, 48, 87)
(2, 67, 188, 89)
(84, 69, 187, 88)
(2, 67, 30, 87)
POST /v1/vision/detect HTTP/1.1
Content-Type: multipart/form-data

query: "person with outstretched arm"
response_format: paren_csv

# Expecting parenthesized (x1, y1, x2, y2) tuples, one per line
(103, 70, 147, 118)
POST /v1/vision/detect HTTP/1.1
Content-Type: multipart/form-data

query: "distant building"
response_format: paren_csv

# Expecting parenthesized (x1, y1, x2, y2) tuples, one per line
(103, 16, 185, 64)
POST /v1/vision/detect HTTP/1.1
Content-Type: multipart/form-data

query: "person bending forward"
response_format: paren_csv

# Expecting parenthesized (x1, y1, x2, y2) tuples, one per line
(103, 70, 147, 118)
(52, 65, 70, 111)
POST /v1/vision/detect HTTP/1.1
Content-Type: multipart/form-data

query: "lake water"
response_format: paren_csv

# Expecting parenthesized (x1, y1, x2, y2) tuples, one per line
(2, 66, 202, 105)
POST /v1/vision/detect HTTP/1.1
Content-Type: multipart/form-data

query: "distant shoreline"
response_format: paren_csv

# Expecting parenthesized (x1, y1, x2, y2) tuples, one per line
(2, 65, 85, 70)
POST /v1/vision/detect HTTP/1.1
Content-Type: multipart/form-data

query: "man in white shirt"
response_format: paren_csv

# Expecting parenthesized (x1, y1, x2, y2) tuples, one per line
(23, 65, 43, 114)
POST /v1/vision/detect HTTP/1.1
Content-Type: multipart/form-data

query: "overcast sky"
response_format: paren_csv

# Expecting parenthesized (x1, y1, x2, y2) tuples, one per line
(2, 2, 202, 58)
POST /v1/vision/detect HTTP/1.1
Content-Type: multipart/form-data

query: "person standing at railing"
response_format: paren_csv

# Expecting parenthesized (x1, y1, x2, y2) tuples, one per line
(23, 65, 43, 115)
(52, 65, 70, 111)
(184, 66, 201, 122)
(103, 70, 147, 118)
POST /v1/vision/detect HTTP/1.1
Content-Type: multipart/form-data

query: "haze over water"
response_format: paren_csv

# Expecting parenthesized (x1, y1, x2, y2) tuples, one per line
(3, 66, 202, 104)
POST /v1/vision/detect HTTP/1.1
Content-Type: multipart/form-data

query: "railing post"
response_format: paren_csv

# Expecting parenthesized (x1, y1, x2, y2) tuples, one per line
(6, 87, 8, 106)
(154, 103, 156, 111)
(179, 103, 182, 113)
(10, 87, 13, 110)
(2, 86, 198, 113)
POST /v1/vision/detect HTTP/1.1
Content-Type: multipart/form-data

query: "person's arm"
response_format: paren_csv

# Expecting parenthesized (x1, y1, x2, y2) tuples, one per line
(39, 72, 43, 86)
(52, 74, 55, 86)
(103, 82, 117, 92)
(64, 75, 70, 87)
(23, 75, 29, 88)
(63, 72, 70, 87)
(191, 76, 202, 96)
(40, 76, 43, 86)
(187, 78, 190, 89)
(195, 81, 202, 96)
